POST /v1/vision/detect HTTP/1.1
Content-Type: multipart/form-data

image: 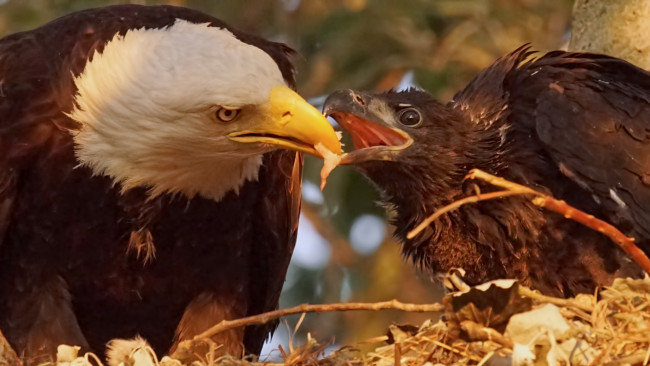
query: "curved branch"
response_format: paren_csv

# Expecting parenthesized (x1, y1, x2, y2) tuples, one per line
(408, 169, 650, 274)
(194, 300, 444, 341)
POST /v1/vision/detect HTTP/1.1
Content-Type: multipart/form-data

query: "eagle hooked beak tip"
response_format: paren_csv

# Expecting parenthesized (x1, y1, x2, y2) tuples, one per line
(228, 86, 342, 157)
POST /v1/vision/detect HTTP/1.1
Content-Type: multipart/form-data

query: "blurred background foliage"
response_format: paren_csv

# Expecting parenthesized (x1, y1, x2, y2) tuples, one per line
(0, 0, 574, 357)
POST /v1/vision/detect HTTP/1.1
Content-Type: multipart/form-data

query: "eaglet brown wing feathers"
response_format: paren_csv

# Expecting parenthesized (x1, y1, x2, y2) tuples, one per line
(507, 52, 650, 245)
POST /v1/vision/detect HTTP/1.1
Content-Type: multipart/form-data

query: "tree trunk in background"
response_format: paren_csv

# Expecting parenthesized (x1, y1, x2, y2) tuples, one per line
(570, 0, 650, 69)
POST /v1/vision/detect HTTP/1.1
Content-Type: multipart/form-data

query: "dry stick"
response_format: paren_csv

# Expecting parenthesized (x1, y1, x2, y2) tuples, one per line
(193, 300, 444, 341)
(428, 340, 482, 362)
(459, 320, 514, 349)
(534, 197, 650, 274)
(465, 169, 541, 195)
(394, 343, 402, 366)
(477, 351, 497, 366)
(406, 190, 527, 239)
(468, 169, 650, 274)
(603, 351, 649, 366)
(518, 285, 593, 313)
(408, 168, 650, 274)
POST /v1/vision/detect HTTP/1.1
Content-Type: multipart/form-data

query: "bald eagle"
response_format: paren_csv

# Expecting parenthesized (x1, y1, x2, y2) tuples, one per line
(0, 4, 341, 364)
(323, 46, 649, 297)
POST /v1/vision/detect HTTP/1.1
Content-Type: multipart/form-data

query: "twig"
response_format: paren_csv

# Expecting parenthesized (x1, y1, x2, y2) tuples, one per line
(394, 343, 401, 366)
(603, 351, 649, 366)
(408, 168, 650, 274)
(468, 169, 650, 275)
(357, 335, 390, 345)
(459, 320, 514, 349)
(518, 286, 593, 313)
(477, 350, 497, 366)
(428, 340, 483, 362)
(447, 269, 472, 292)
(465, 169, 539, 195)
(193, 300, 444, 341)
(533, 197, 650, 274)
(407, 190, 527, 239)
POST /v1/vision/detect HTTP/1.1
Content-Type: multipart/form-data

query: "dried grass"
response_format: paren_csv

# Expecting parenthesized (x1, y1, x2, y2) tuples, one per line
(4, 276, 650, 366)
(254, 276, 650, 366)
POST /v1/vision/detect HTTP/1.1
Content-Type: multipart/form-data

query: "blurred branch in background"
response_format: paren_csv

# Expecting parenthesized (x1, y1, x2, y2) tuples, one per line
(301, 202, 359, 267)
(0, 0, 574, 355)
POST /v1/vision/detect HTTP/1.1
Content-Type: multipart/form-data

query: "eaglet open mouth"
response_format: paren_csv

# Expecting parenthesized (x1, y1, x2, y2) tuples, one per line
(322, 88, 413, 165)
(327, 111, 412, 162)
(315, 107, 412, 190)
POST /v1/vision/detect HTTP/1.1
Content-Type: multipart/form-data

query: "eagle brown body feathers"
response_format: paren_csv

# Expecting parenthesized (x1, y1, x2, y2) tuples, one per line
(0, 5, 301, 363)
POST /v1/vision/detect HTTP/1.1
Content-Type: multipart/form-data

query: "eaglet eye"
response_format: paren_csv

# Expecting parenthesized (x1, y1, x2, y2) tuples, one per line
(215, 107, 241, 122)
(397, 108, 422, 127)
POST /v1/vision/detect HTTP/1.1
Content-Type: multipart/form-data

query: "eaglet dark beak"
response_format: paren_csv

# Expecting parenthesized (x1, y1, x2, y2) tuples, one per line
(323, 89, 411, 164)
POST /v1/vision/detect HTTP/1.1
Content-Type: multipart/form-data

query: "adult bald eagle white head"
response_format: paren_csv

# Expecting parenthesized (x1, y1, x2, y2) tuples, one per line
(0, 4, 340, 365)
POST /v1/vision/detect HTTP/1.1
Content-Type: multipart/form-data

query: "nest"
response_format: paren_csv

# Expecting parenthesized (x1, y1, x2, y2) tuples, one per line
(3, 274, 650, 366)
(279, 275, 650, 366)
(267, 276, 650, 366)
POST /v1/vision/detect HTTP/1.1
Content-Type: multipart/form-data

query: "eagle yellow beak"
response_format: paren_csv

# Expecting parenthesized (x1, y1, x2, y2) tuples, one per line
(228, 86, 342, 157)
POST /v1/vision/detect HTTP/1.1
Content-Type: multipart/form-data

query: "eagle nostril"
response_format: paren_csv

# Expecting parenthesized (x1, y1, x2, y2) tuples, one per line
(352, 92, 365, 106)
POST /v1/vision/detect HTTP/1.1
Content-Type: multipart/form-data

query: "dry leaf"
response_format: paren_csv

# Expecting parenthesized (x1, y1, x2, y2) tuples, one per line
(444, 278, 532, 335)
(56, 345, 81, 363)
(505, 304, 569, 345)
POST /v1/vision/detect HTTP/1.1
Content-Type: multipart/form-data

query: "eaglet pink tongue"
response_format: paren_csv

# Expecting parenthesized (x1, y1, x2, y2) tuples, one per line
(339, 113, 406, 149)
(316, 112, 409, 190)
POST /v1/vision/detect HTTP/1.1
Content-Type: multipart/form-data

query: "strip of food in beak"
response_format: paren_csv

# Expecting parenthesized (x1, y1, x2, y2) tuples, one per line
(315, 142, 346, 190)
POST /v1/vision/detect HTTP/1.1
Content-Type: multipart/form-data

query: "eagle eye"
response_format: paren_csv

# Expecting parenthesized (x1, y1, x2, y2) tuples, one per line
(216, 107, 241, 122)
(397, 108, 422, 127)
